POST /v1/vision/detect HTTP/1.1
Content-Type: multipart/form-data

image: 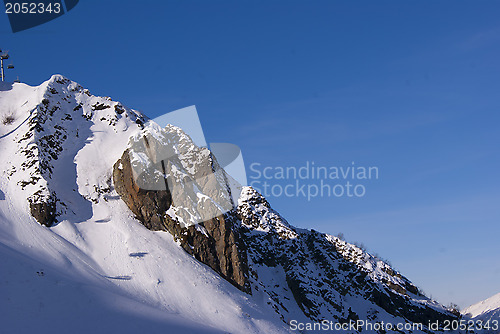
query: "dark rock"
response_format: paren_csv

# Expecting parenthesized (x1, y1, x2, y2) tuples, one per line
(112, 148, 249, 292)
(114, 104, 125, 114)
(29, 195, 57, 227)
(91, 102, 110, 111)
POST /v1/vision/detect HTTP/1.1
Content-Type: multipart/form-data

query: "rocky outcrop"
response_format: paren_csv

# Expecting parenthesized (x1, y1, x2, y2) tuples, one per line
(113, 148, 249, 292)
(28, 194, 57, 227)
(112, 149, 172, 231)
(237, 187, 458, 328)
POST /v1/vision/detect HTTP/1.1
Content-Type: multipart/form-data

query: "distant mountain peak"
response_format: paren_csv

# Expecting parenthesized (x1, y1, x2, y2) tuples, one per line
(463, 292, 500, 332)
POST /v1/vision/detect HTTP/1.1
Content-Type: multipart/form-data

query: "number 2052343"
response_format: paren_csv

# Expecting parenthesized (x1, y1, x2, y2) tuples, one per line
(5, 2, 62, 14)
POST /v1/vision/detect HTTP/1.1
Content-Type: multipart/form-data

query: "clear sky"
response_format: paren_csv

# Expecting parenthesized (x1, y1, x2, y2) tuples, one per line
(1, 0, 499, 309)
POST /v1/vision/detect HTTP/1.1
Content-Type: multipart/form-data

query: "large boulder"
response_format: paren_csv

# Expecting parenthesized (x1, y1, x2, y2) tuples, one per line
(113, 147, 249, 292)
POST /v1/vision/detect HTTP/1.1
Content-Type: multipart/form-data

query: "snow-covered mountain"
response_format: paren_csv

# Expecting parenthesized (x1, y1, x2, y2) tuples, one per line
(0, 75, 459, 333)
(463, 293, 500, 333)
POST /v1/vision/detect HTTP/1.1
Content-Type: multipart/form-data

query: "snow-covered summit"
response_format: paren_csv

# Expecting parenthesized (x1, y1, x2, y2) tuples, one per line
(464, 292, 500, 318)
(1, 74, 147, 225)
(463, 292, 500, 333)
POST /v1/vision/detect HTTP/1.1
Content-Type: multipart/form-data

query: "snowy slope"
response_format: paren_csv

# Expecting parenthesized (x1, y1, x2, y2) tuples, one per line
(0, 76, 289, 334)
(464, 292, 500, 318)
(463, 292, 500, 333)
(1, 75, 460, 334)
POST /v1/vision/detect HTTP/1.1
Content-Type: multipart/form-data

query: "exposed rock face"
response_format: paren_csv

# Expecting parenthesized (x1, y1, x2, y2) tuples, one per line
(28, 194, 57, 227)
(112, 149, 172, 231)
(113, 147, 249, 292)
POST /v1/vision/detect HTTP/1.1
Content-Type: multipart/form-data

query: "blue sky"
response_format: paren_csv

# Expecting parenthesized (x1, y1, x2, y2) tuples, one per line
(1, 0, 499, 308)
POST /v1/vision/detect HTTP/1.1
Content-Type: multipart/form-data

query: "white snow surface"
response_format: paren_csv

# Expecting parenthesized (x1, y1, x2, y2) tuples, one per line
(0, 76, 289, 334)
(0, 75, 459, 334)
(463, 292, 500, 318)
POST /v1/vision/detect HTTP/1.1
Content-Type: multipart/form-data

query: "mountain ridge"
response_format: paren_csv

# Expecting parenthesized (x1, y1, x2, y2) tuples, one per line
(463, 292, 500, 333)
(0, 75, 459, 333)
